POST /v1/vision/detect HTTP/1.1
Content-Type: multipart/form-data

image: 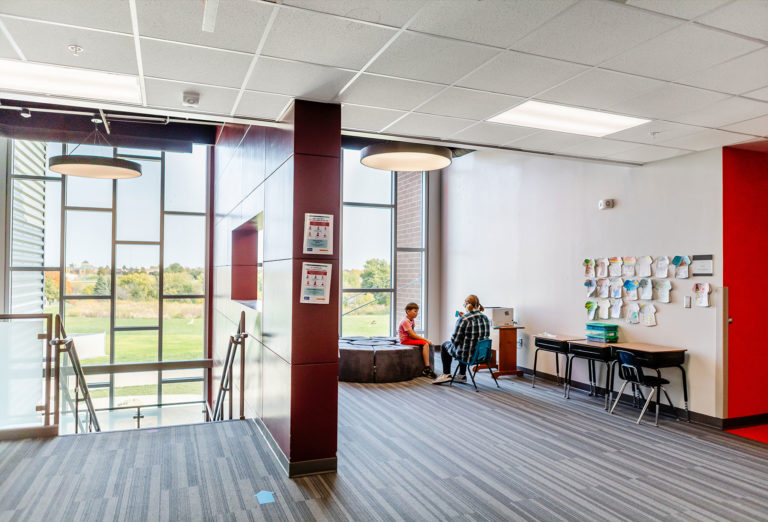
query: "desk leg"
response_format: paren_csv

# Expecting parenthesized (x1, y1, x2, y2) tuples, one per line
(588, 360, 595, 396)
(555, 353, 560, 385)
(564, 355, 572, 399)
(608, 361, 618, 411)
(603, 361, 611, 410)
(532, 349, 539, 388)
(677, 365, 690, 422)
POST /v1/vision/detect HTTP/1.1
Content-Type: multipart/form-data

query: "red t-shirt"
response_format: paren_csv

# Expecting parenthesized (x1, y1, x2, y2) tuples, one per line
(398, 317, 414, 342)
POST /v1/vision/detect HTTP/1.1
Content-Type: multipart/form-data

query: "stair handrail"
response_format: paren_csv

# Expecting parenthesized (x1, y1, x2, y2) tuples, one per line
(212, 311, 247, 421)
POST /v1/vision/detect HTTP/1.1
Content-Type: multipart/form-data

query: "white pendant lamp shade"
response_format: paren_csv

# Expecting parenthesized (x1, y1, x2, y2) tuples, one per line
(360, 142, 452, 171)
(49, 155, 142, 179)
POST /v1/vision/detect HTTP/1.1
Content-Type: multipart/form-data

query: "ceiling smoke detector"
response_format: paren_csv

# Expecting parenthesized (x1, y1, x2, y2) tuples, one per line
(182, 91, 200, 107)
(67, 44, 84, 56)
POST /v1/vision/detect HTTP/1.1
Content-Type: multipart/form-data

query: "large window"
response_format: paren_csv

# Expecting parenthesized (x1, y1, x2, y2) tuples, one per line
(341, 149, 427, 337)
(6, 140, 209, 423)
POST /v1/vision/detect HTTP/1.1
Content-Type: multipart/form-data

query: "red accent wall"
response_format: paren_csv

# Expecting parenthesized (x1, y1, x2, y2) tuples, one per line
(723, 147, 768, 418)
(212, 101, 339, 466)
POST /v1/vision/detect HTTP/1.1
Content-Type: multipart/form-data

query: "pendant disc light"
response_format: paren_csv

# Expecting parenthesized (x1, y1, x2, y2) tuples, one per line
(48, 117, 142, 179)
(360, 142, 452, 171)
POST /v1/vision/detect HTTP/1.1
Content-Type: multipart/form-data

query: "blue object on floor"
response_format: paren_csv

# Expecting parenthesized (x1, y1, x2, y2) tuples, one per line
(255, 490, 275, 504)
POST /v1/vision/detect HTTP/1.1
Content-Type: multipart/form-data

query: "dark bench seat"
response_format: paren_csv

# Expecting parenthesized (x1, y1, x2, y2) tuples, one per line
(338, 337, 435, 383)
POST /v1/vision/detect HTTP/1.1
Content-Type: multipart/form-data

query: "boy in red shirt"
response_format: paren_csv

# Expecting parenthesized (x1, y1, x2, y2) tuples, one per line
(399, 302, 436, 378)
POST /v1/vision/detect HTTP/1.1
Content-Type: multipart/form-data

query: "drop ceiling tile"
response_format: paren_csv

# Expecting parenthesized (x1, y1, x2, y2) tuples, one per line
(456, 51, 588, 98)
(145, 78, 238, 115)
(408, 0, 575, 49)
(235, 90, 292, 120)
(658, 128, 754, 151)
(246, 57, 354, 102)
(698, 0, 768, 40)
(342, 104, 406, 132)
(0, 30, 17, 59)
(559, 137, 644, 158)
(512, 0, 679, 65)
(282, 0, 427, 27)
(340, 73, 443, 111)
(385, 113, 474, 139)
(537, 69, 665, 109)
(626, 0, 730, 20)
(605, 144, 690, 163)
(449, 122, 537, 146)
(608, 120, 705, 145)
(505, 130, 591, 152)
(745, 85, 768, 102)
(2, 18, 137, 74)
(141, 39, 252, 89)
(262, 8, 396, 70)
(417, 87, 522, 121)
(675, 96, 768, 128)
(678, 48, 768, 95)
(603, 24, 762, 82)
(610, 83, 729, 120)
(723, 115, 768, 137)
(136, 0, 273, 53)
(367, 32, 498, 85)
(0, 1, 132, 33)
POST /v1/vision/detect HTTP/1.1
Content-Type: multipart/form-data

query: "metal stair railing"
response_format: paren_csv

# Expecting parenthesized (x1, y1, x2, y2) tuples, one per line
(212, 311, 248, 422)
(51, 314, 100, 433)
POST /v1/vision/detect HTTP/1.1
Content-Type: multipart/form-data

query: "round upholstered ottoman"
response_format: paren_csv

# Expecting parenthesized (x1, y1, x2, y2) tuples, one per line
(338, 338, 435, 383)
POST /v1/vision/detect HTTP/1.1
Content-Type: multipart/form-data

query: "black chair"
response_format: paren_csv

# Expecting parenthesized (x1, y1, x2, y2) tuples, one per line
(609, 349, 675, 426)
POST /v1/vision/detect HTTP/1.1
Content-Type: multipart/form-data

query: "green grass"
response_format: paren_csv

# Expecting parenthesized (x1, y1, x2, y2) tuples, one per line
(89, 381, 202, 400)
(341, 313, 390, 337)
(61, 316, 203, 365)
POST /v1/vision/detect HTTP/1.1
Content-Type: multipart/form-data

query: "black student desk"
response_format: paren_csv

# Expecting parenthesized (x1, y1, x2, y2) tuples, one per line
(532, 334, 583, 388)
(565, 340, 614, 409)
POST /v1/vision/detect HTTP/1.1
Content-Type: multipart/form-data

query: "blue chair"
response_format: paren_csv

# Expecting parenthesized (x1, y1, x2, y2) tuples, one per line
(450, 338, 500, 392)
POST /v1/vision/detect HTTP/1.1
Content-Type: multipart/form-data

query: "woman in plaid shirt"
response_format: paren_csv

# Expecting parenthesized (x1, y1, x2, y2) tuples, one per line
(433, 294, 490, 385)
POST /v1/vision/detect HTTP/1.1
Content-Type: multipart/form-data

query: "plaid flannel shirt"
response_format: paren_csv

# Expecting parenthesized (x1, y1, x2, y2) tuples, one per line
(449, 310, 490, 361)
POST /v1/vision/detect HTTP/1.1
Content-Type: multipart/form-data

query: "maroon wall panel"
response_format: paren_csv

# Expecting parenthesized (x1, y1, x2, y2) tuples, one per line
(290, 362, 339, 461)
(291, 259, 339, 365)
(294, 101, 342, 157)
(266, 125, 294, 178)
(292, 154, 341, 258)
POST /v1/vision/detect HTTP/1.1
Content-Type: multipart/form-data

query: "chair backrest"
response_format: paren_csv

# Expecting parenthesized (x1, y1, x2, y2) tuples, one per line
(469, 338, 493, 365)
(616, 349, 647, 385)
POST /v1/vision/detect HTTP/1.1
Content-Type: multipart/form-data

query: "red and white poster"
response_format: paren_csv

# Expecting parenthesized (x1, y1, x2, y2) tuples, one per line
(300, 262, 332, 304)
(303, 213, 333, 255)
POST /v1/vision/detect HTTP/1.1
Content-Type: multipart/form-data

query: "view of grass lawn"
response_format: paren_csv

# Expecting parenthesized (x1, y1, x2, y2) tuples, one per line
(341, 314, 390, 337)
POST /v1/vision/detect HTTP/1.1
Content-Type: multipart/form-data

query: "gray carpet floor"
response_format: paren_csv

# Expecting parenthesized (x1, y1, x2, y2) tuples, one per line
(1, 373, 767, 521)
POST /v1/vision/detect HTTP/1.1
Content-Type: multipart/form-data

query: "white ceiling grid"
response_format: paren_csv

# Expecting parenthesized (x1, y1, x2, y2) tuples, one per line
(0, 0, 766, 164)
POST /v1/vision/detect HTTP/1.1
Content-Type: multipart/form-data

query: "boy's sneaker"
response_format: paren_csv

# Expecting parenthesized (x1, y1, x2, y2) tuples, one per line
(421, 367, 437, 379)
(431, 374, 453, 385)
(453, 374, 467, 383)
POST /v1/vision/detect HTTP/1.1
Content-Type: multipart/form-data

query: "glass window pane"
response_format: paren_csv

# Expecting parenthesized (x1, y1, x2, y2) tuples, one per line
(64, 299, 111, 365)
(114, 371, 158, 407)
(116, 159, 160, 241)
(164, 215, 205, 295)
(343, 149, 392, 204)
(115, 331, 158, 363)
(115, 245, 159, 327)
(117, 147, 161, 158)
(162, 369, 204, 404)
(163, 298, 204, 360)
(342, 292, 391, 337)
(65, 211, 111, 296)
(395, 251, 424, 332)
(0, 317, 47, 429)
(83, 373, 110, 409)
(9, 271, 43, 314)
(342, 206, 391, 289)
(396, 171, 424, 248)
(64, 145, 114, 208)
(10, 179, 60, 267)
(165, 145, 207, 213)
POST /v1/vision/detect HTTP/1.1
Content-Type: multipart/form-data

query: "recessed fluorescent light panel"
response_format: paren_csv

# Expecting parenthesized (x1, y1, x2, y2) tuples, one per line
(0, 59, 141, 104)
(489, 100, 649, 137)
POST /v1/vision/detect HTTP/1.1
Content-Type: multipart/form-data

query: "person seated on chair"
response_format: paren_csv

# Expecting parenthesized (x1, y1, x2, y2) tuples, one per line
(398, 302, 436, 379)
(433, 294, 490, 385)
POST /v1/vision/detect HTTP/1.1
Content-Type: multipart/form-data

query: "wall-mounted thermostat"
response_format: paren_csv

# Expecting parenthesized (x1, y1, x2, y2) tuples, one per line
(598, 199, 615, 210)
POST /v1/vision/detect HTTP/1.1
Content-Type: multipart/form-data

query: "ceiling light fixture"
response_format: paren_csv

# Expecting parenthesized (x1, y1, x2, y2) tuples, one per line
(19, 108, 31, 118)
(360, 142, 452, 172)
(0, 59, 141, 104)
(48, 119, 142, 179)
(489, 101, 650, 137)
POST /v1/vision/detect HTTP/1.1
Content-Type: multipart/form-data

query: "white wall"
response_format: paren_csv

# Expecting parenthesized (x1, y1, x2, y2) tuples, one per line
(441, 148, 724, 417)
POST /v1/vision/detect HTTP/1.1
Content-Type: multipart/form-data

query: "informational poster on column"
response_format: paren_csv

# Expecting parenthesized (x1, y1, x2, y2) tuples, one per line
(303, 213, 333, 255)
(301, 262, 332, 304)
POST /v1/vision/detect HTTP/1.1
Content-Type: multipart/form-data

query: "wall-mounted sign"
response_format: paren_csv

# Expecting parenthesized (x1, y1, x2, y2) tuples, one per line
(300, 262, 332, 304)
(691, 255, 714, 276)
(303, 213, 333, 255)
